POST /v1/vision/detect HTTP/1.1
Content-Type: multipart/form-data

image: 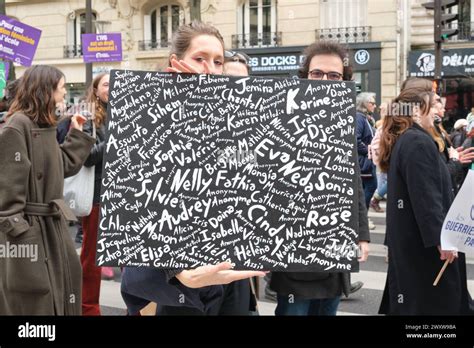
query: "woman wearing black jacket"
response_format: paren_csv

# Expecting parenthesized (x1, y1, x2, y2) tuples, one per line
(378, 84, 469, 315)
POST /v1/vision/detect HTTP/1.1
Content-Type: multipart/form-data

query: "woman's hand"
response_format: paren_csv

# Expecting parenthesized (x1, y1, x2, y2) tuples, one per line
(165, 58, 211, 74)
(437, 245, 458, 263)
(358, 241, 370, 262)
(70, 114, 87, 131)
(456, 146, 474, 164)
(175, 262, 266, 289)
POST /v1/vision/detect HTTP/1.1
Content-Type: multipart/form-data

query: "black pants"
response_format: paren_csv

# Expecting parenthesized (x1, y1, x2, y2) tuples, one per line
(157, 280, 255, 315)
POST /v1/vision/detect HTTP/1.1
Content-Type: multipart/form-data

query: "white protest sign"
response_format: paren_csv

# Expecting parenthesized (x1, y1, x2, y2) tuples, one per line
(441, 170, 474, 254)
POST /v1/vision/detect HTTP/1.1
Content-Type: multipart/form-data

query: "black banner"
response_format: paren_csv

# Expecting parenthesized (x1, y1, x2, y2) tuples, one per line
(97, 70, 358, 272)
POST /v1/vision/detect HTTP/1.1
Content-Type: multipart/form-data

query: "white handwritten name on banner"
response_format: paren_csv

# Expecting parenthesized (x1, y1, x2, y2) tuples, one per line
(441, 170, 474, 255)
(96, 70, 359, 272)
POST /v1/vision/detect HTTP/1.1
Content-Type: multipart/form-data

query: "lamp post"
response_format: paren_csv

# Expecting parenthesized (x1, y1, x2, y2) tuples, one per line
(0, 0, 15, 81)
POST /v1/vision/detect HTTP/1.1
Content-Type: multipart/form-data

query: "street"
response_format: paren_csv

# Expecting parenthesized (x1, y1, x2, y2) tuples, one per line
(71, 201, 474, 316)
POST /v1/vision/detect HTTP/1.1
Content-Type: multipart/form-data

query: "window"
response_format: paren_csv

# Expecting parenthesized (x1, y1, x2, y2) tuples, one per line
(237, 0, 278, 48)
(317, 0, 370, 43)
(142, 4, 183, 50)
(457, 0, 471, 39)
(319, 0, 367, 29)
(66, 11, 97, 58)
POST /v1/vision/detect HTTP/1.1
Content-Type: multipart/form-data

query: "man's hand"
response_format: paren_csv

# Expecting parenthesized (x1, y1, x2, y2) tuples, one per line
(358, 241, 370, 262)
(175, 262, 266, 289)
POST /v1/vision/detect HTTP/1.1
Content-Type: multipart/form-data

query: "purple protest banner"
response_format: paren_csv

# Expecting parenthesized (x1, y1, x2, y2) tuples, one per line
(0, 15, 41, 67)
(82, 33, 122, 63)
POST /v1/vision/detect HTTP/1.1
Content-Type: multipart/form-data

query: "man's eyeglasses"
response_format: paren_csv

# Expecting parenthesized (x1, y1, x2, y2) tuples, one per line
(224, 50, 250, 66)
(308, 69, 343, 81)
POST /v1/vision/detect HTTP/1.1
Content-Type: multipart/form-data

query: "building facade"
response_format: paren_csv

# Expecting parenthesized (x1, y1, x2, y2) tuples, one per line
(6, 0, 403, 104)
(409, 0, 474, 125)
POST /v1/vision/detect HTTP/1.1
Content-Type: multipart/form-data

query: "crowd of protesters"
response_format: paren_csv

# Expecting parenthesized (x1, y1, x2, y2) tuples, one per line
(0, 20, 473, 316)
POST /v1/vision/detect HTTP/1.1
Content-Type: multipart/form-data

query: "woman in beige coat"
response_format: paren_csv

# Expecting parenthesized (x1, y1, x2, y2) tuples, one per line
(0, 65, 95, 315)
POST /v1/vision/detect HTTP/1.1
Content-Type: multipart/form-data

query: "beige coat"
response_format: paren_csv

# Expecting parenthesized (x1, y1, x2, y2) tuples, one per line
(0, 112, 95, 315)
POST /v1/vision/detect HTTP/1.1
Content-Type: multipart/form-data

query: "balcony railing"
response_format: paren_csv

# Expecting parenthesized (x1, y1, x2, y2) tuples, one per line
(231, 32, 282, 49)
(64, 45, 82, 58)
(315, 26, 371, 43)
(138, 40, 171, 51)
(446, 21, 474, 41)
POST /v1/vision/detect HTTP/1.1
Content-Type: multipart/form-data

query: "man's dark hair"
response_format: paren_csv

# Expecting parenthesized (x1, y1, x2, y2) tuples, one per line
(298, 41, 353, 81)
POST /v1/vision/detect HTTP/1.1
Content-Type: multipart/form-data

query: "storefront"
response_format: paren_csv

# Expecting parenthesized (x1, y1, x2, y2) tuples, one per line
(240, 42, 382, 103)
(408, 47, 474, 128)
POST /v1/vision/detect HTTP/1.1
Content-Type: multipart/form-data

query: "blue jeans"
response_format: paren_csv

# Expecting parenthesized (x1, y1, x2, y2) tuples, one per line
(275, 295, 341, 316)
(362, 167, 378, 209)
(375, 171, 387, 198)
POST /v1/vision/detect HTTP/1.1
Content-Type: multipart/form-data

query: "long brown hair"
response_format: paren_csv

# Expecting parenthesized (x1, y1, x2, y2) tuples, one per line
(85, 73, 109, 127)
(7, 65, 64, 127)
(379, 87, 433, 172)
(428, 126, 447, 152)
(400, 77, 446, 152)
(400, 77, 433, 91)
(169, 20, 224, 66)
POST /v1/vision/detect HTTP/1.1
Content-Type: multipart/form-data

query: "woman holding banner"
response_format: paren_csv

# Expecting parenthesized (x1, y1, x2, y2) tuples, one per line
(120, 21, 265, 316)
(378, 82, 470, 315)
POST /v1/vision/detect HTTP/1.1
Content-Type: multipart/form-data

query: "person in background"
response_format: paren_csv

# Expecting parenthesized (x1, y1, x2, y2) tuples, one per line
(369, 102, 388, 213)
(269, 41, 370, 316)
(432, 95, 474, 193)
(120, 21, 265, 316)
(401, 78, 474, 193)
(461, 113, 474, 174)
(356, 92, 377, 230)
(224, 50, 251, 76)
(378, 83, 470, 315)
(0, 65, 95, 314)
(0, 79, 21, 127)
(450, 118, 468, 149)
(80, 73, 111, 315)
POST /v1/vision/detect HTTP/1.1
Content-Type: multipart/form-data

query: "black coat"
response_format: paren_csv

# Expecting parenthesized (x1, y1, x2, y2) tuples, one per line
(82, 120, 106, 204)
(356, 111, 376, 174)
(450, 129, 467, 149)
(269, 165, 371, 300)
(379, 123, 470, 315)
(435, 125, 465, 193)
(121, 268, 255, 315)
